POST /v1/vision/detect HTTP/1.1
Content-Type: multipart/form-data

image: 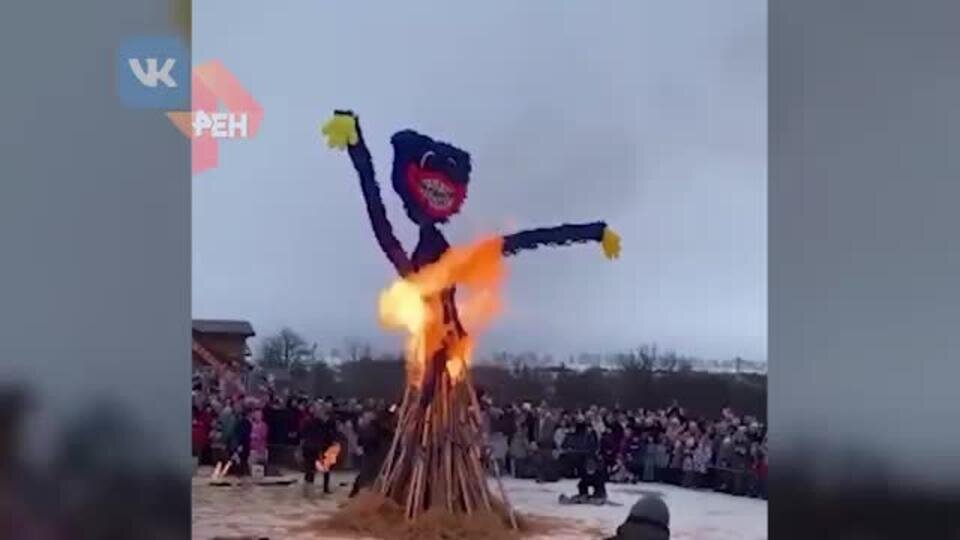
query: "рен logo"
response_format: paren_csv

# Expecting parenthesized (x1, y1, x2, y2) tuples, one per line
(166, 61, 263, 175)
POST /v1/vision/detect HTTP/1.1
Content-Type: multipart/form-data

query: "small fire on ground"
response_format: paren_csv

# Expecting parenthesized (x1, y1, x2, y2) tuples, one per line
(315, 442, 341, 472)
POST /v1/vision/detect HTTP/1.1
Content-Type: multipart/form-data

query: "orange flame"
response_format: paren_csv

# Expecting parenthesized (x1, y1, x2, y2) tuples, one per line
(378, 236, 505, 386)
(315, 442, 341, 472)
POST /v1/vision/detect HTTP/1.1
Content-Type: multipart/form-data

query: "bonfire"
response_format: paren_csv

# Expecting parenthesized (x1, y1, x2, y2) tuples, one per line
(369, 236, 517, 527)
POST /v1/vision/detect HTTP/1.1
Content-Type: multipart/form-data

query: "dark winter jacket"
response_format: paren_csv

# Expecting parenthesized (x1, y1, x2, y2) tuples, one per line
(562, 424, 599, 454)
(301, 416, 338, 450)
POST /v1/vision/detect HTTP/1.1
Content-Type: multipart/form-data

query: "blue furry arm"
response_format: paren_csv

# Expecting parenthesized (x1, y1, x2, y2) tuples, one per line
(502, 222, 607, 256)
(338, 111, 414, 277)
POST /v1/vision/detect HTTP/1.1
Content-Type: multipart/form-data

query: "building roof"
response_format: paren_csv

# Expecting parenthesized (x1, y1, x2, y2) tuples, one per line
(192, 319, 255, 337)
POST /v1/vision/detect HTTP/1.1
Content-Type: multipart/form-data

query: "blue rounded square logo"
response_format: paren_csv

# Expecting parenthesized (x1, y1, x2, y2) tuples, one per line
(116, 36, 189, 109)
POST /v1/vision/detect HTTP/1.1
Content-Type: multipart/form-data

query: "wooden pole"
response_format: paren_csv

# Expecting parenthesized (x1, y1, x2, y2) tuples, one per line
(444, 376, 455, 512)
(377, 386, 412, 492)
(464, 376, 519, 530)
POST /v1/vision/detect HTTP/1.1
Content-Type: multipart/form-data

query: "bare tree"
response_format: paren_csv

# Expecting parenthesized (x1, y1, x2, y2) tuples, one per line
(637, 344, 659, 371)
(257, 327, 311, 368)
(343, 339, 373, 363)
(657, 351, 680, 372)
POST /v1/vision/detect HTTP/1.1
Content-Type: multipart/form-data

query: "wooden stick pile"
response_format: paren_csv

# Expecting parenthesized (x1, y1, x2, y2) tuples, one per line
(374, 367, 517, 528)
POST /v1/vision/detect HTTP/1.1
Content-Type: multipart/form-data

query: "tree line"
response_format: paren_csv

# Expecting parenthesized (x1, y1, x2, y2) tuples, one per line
(253, 328, 767, 420)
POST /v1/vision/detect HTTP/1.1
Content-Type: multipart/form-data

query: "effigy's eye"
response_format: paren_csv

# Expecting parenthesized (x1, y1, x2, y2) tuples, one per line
(420, 151, 435, 169)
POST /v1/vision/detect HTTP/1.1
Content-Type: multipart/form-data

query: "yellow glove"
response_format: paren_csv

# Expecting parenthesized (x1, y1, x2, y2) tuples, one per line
(602, 226, 621, 260)
(321, 112, 359, 150)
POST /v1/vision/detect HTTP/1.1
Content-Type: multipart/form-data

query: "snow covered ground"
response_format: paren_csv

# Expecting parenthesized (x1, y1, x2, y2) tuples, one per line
(192, 469, 767, 539)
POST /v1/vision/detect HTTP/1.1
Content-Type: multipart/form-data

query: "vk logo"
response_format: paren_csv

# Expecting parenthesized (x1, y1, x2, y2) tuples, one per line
(128, 58, 178, 88)
(116, 36, 188, 109)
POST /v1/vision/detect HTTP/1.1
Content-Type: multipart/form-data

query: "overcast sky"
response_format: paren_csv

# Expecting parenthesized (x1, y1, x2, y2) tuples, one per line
(191, 1, 767, 363)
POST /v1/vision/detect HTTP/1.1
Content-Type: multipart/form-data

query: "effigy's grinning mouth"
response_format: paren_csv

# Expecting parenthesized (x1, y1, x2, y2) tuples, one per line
(419, 177, 455, 210)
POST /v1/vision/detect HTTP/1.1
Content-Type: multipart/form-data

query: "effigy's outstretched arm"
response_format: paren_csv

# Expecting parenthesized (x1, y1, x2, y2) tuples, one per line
(322, 110, 414, 277)
(502, 222, 621, 259)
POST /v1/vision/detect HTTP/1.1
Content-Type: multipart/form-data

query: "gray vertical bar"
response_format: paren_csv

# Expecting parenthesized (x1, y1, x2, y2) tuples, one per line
(0, 0, 190, 537)
(772, 0, 960, 537)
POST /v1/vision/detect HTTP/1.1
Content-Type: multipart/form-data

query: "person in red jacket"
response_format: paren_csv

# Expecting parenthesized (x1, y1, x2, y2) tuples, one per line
(191, 401, 212, 463)
(755, 443, 768, 499)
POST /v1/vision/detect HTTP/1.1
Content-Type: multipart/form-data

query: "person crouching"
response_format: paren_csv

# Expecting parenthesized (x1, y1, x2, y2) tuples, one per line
(577, 454, 608, 503)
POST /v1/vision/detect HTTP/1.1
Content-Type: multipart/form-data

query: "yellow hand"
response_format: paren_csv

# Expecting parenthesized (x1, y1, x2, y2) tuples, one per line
(602, 226, 621, 260)
(320, 113, 359, 150)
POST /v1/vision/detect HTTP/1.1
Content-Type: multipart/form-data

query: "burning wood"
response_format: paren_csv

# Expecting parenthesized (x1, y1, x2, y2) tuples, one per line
(371, 236, 517, 528)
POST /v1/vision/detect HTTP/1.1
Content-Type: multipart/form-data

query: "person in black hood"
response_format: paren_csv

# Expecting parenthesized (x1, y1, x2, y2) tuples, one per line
(605, 494, 670, 540)
(300, 403, 339, 497)
(233, 404, 252, 479)
(578, 453, 608, 502)
(600, 419, 625, 472)
(349, 410, 392, 497)
(561, 416, 598, 478)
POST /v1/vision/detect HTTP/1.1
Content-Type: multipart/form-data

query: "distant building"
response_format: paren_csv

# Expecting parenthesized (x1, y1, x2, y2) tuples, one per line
(192, 319, 255, 374)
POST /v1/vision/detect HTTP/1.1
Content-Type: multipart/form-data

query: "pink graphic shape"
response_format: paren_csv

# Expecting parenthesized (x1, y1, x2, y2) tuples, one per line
(191, 71, 219, 174)
(165, 60, 262, 175)
(194, 60, 263, 137)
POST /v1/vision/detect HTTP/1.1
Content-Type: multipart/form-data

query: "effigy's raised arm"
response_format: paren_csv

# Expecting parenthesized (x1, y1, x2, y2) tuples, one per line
(502, 221, 621, 260)
(322, 110, 414, 277)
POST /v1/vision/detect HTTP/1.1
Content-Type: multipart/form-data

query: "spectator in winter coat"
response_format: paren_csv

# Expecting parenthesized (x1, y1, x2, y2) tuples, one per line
(563, 418, 599, 454)
(300, 404, 339, 497)
(716, 434, 735, 468)
(604, 495, 670, 540)
(191, 405, 211, 461)
(340, 420, 359, 471)
(681, 437, 697, 488)
(693, 435, 713, 488)
(654, 436, 669, 482)
(600, 422, 624, 471)
(731, 427, 750, 495)
(248, 409, 269, 472)
(553, 422, 570, 456)
(218, 405, 237, 453)
(756, 444, 768, 499)
(233, 408, 252, 478)
(715, 435, 735, 492)
(263, 399, 284, 447)
(622, 428, 646, 478)
(283, 398, 301, 445)
(642, 435, 657, 482)
(532, 410, 562, 482)
(350, 411, 392, 497)
(521, 403, 539, 445)
(668, 439, 684, 485)
(509, 417, 531, 477)
(537, 410, 558, 450)
(561, 418, 598, 478)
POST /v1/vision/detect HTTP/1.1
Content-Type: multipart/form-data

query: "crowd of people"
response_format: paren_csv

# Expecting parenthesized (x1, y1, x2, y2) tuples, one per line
(483, 400, 767, 500)
(191, 372, 394, 496)
(191, 371, 767, 501)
